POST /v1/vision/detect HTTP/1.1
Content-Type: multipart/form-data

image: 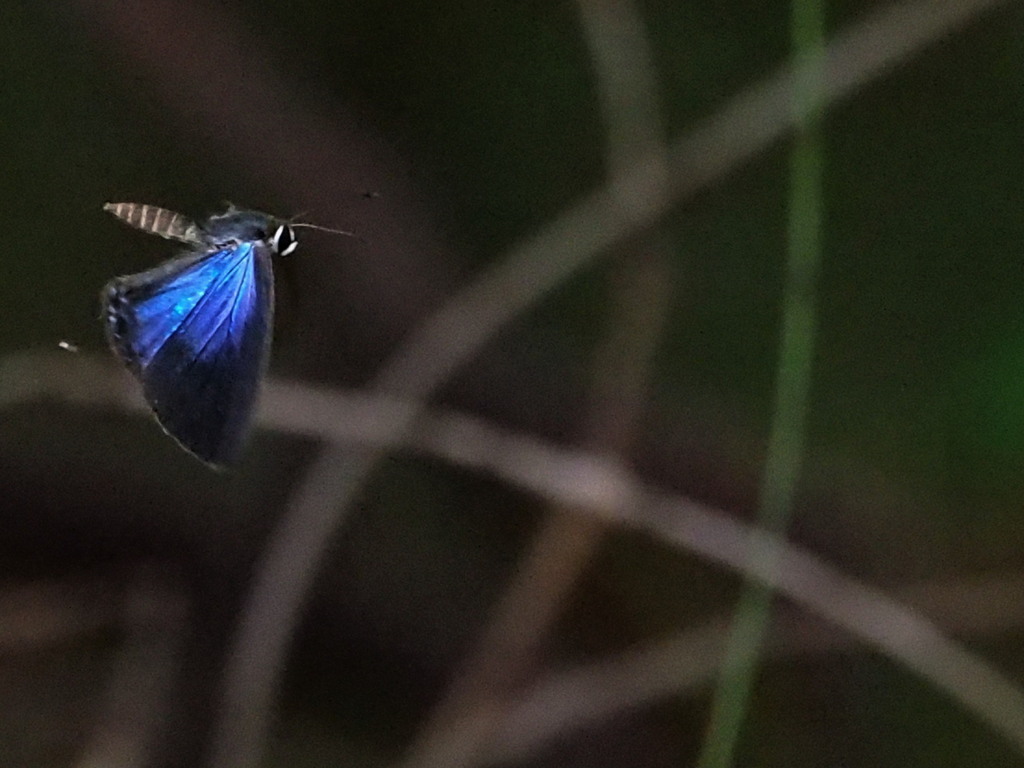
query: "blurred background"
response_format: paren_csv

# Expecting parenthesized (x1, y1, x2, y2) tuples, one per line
(2, 0, 1024, 766)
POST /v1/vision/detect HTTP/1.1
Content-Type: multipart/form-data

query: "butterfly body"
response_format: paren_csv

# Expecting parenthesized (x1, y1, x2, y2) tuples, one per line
(102, 203, 298, 467)
(103, 202, 203, 245)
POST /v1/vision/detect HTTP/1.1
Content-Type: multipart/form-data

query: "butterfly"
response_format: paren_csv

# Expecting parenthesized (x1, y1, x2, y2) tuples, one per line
(101, 201, 350, 468)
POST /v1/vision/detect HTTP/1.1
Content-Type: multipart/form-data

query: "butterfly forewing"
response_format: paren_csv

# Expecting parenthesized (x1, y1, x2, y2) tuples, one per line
(106, 250, 216, 371)
(103, 241, 275, 466)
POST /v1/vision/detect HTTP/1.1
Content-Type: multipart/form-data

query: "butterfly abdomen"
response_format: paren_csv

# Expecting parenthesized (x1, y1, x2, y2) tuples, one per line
(104, 202, 202, 245)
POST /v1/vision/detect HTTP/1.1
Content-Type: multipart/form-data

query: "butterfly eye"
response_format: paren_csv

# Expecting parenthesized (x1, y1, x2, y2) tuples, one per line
(271, 225, 298, 256)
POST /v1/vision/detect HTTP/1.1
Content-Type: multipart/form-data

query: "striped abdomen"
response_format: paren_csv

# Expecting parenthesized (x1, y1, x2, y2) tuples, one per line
(103, 202, 202, 245)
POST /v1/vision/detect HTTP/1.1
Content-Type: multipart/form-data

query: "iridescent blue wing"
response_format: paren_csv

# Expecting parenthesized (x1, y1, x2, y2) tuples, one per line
(102, 241, 274, 466)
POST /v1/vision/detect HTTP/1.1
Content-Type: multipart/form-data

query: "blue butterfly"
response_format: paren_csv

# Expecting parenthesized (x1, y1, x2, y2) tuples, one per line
(102, 202, 302, 467)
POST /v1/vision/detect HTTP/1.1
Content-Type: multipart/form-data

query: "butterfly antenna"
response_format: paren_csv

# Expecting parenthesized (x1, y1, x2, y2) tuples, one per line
(291, 222, 366, 243)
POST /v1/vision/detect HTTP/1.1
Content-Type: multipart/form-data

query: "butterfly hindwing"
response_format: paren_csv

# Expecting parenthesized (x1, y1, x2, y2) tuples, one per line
(103, 241, 275, 466)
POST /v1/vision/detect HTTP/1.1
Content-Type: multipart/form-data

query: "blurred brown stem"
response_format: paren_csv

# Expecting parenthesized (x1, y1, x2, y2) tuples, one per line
(397, 1, 672, 766)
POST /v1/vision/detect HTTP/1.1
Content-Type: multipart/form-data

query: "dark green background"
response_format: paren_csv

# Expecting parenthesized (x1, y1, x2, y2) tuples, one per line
(1, 1, 1023, 767)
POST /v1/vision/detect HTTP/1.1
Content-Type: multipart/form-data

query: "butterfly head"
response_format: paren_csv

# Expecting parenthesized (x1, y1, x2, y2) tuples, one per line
(201, 209, 301, 256)
(270, 223, 298, 256)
